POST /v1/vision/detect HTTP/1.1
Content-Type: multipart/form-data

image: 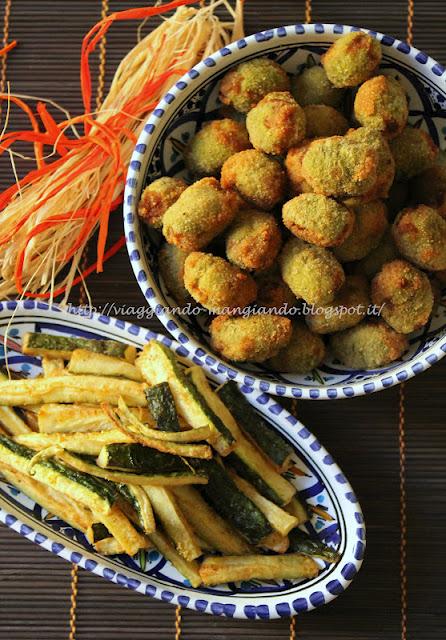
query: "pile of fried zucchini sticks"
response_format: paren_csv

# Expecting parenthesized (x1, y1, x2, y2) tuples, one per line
(0, 333, 339, 587)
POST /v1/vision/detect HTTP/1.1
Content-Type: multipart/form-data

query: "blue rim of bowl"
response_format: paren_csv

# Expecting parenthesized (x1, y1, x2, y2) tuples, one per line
(0, 299, 365, 619)
(123, 22, 446, 400)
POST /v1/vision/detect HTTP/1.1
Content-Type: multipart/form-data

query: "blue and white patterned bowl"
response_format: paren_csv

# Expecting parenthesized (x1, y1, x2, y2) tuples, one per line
(0, 301, 364, 619)
(124, 23, 446, 399)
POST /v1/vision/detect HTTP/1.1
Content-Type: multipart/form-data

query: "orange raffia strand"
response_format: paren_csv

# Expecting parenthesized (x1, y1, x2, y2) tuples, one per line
(0, 93, 44, 168)
(80, 0, 196, 127)
(0, 147, 103, 247)
(36, 102, 70, 156)
(13, 120, 123, 290)
(0, 154, 68, 211)
(0, 39, 16, 56)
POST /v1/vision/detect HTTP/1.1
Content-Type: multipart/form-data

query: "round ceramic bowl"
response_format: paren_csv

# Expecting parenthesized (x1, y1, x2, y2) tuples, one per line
(124, 23, 446, 400)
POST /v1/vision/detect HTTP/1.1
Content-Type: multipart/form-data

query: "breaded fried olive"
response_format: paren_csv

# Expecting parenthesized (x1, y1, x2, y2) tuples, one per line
(268, 322, 325, 373)
(371, 259, 433, 334)
(354, 75, 408, 138)
(183, 252, 257, 314)
(282, 193, 354, 247)
(163, 178, 238, 251)
(322, 31, 382, 88)
(303, 105, 349, 138)
(301, 132, 379, 198)
(392, 205, 446, 270)
(285, 142, 313, 195)
(255, 271, 297, 311)
(330, 320, 408, 369)
(342, 127, 395, 203)
(354, 231, 399, 279)
(184, 119, 250, 177)
(221, 149, 287, 210)
(291, 65, 344, 107)
(306, 275, 370, 334)
(246, 92, 306, 155)
(225, 209, 282, 271)
(138, 177, 187, 228)
(334, 200, 388, 262)
(158, 243, 191, 305)
(280, 237, 345, 305)
(210, 314, 292, 363)
(410, 162, 446, 216)
(390, 126, 438, 179)
(219, 57, 290, 113)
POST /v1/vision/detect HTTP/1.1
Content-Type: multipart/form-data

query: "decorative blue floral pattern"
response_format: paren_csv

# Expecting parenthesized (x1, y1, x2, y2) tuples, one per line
(123, 23, 446, 399)
(0, 300, 364, 618)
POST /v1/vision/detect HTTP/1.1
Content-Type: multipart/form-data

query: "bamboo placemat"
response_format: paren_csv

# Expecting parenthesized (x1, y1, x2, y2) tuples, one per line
(0, 1, 445, 639)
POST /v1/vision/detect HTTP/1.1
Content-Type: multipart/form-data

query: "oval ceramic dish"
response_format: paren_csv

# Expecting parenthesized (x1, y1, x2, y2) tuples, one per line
(124, 23, 446, 400)
(0, 300, 364, 619)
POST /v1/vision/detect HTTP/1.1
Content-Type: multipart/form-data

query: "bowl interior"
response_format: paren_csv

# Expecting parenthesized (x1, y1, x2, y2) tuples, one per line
(125, 25, 446, 398)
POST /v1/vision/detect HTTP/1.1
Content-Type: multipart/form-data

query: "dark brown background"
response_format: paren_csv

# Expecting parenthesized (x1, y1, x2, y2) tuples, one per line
(0, 1, 445, 639)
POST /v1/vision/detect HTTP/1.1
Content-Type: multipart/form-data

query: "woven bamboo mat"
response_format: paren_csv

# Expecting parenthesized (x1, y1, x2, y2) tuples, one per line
(0, 1, 445, 639)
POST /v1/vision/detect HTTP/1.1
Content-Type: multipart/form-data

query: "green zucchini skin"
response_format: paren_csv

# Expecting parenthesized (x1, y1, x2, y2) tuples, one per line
(288, 528, 340, 563)
(90, 522, 111, 543)
(0, 436, 116, 506)
(99, 444, 207, 480)
(140, 342, 234, 447)
(145, 382, 180, 431)
(23, 332, 130, 359)
(226, 452, 282, 506)
(217, 382, 293, 469)
(194, 459, 272, 545)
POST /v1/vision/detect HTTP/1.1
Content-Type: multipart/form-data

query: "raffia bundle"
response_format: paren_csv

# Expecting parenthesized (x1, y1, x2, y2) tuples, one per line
(0, 0, 244, 301)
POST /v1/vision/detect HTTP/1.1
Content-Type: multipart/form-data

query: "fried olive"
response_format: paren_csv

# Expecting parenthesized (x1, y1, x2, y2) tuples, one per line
(321, 31, 382, 88)
(221, 149, 287, 210)
(371, 259, 433, 334)
(330, 320, 408, 369)
(291, 65, 344, 107)
(246, 92, 306, 155)
(301, 131, 379, 198)
(392, 205, 446, 270)
(183, 252, 257, 314)
(342, 127, 395, 203)
(284, 142, 313, 195)
(303, 104, 349, 138)
(354, 75, 408, 138)
(226, 209, 282, 271)
(255, 271, 297, 311)
(162, 177, 238, 251)
(390, 126, 438, 179)
(138, 177, 187, 228)
(219, 57, 290, 113)
(282, 193, 354, 247)
(210, 314, 292, 363)
(280, 237, 345, 305)
(268, 322, 325, 373)
(184, 119, 250, 177)
(158, 243, 191, 305)
(306, 275, 370, 334)
(334, 200, 388, 262)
